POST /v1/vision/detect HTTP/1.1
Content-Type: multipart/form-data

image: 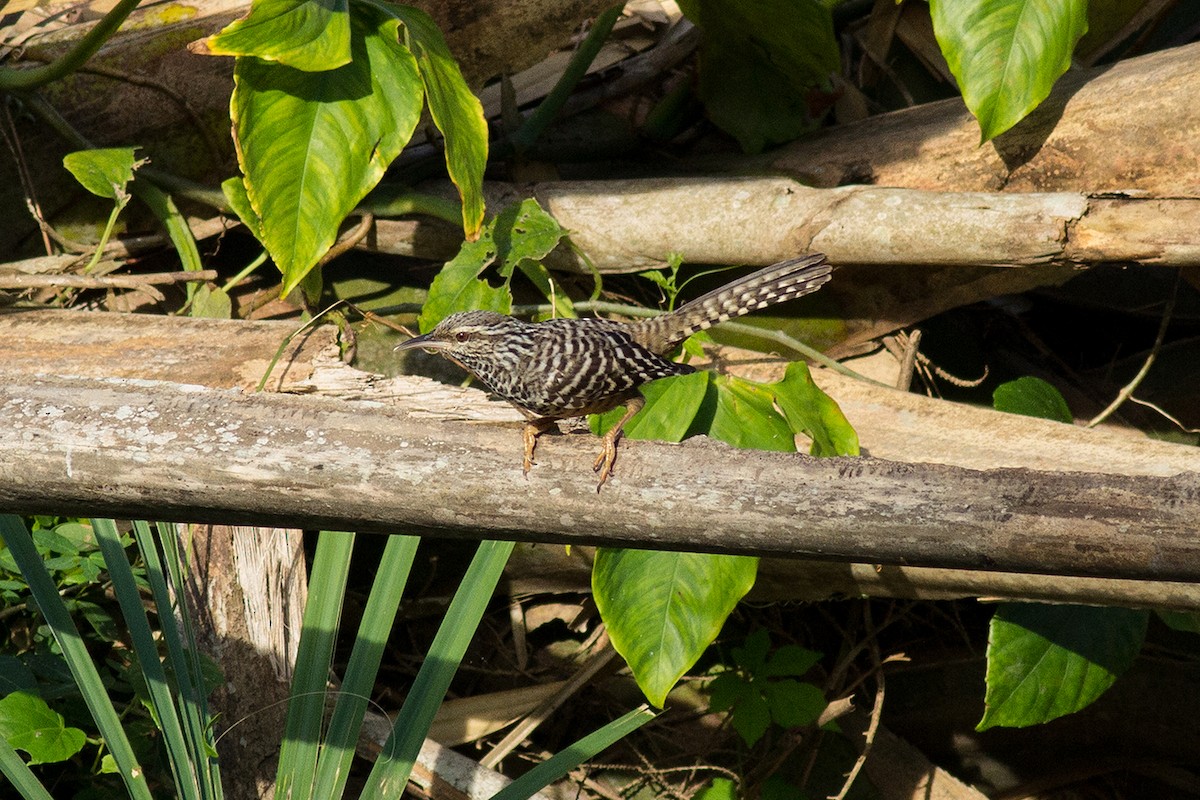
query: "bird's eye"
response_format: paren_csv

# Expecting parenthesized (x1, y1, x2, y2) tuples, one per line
(455, 331, 470, 343)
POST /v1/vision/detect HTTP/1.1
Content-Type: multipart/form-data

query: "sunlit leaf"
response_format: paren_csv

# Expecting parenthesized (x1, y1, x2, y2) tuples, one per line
(416, 235, 508, 333)
(710, 375, 794, 452)
(931, 0, 1088, 141)
(200, 0, 352, 72)
(594, 548, 758, 707)
(993, 376, 1073, 423)
(978, 604, 1147, 730)
(772, 361, 860, 456)
(0, 692, 87, 765)
(386, 5, 487, 238)
(63, 147, 144, 203)
(232, 7, 423, 296)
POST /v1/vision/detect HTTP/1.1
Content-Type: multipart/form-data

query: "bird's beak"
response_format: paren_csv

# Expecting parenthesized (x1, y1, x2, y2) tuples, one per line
(394, 333, 445, 353)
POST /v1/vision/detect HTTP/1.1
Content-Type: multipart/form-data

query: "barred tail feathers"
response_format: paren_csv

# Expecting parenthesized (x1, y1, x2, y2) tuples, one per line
(631, 254, 832, 353)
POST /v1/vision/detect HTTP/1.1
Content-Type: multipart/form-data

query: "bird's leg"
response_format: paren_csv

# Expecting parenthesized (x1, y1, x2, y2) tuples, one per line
(521, 417, 558, 475)
(593, 396, 645, 490)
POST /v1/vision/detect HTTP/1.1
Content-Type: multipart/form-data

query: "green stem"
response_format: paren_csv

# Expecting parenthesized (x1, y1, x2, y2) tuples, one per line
(361, 187, 461, 224)
(507, 5, 623, 153)
(81, 200, 126, 273)
(0, 0, 145, 91)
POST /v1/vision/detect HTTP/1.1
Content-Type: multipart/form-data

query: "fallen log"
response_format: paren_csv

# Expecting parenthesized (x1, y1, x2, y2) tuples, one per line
(1, 370, 1197, 582)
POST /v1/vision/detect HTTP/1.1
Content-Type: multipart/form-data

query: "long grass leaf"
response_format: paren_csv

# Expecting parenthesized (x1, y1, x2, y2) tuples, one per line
(312, 535, 419, 798)
(0, 515, 153, 800)
(132, 521, 222, 797)
(152, 523, 222, 795)
(275, 531, 354, 800)
(488, 707, 656, 800)
(0, 735, 55, 800)
(360, 539, 515, 799)
(94, 519, 202, 799)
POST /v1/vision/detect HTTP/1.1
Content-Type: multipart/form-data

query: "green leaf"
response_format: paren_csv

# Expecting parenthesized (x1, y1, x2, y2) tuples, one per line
(762, 644, 822, 678)
(762, 679, 825, 728)
(201, 0, 349, 69)
(771, 361, 860, 456)
(730, 688, 771, 746)
(386, 5, 487, 239)
(706, 672, 753, 713)
(417, 236, 507, 333)
(190, 285, 233, 319)
(493, 199, 574, 317)
(489, 708, 655, 800)
(1157, 610, 1200, 635)
(931, 0, 1088, 142)
(594, 548, 758, 707)
(731, 628, 771, 673)
(62, 147, 144, 202)
(0, 692, 87, 765)
(992, 376, 1073, 423)
(201, 0, 352, 72)
(695, 777, 739, 800)
(418, 199, 571, 330)
(492, 199, 568, 276)
(978, 603, 1147, 730)
(678, 0, 839, 153)
(232, 7, 424, 296)
(592, 371, 710, 442)
(710, 374, 794, 452)
(222, 176, 264, 239)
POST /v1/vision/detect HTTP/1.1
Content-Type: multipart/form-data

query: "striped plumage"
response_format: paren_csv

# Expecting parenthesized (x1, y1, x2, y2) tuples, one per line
(396, 254, 832, 487)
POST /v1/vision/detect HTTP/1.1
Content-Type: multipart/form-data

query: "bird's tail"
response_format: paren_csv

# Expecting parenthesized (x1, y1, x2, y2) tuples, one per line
(629, 254, 832, 353)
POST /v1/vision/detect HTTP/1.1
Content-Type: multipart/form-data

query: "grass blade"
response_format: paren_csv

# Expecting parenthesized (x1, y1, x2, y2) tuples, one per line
(0, 735, 56, 800)
(131, 521, 222, 798)
(488, 707, 656, 800)
(93, 519, 203, 800)
(0, 515, 153, 800)
(274, 531, 354, 800)
(360, 539, 515, 799)
(312, 534, 420, 798)
(153, 523, 222, 795)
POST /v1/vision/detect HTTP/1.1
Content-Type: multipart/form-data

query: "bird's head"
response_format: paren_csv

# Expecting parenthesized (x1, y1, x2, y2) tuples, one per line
(394, 311, 530, 375)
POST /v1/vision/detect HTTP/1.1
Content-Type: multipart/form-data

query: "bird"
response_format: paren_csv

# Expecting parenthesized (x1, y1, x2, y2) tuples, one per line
(395, 254, 833, 489)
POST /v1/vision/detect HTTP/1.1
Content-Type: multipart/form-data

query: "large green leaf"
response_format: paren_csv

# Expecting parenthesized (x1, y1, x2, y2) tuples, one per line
(931, 0, 1088, 142)
(621, 371, 711, 442)
(709, 374, 795, 452)
(589, 364, 856, 706)
(772, 361, 860, 456)
(992, 375, 1073, 423)
(978, 603, 1147, 730)
(678, 0, 839, 153)
(201, 0, 352, 72)
(386, 5, 487, 239)
(232, 7, 423, 296)
(594, 548, 758, 708)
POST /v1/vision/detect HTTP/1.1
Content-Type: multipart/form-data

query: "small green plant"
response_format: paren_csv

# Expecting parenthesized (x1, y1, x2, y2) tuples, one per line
(706, 629, 826, 748)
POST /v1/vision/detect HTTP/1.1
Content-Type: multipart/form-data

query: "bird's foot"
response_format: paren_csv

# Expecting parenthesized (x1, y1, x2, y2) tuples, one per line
(592, 434, 619, 491)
